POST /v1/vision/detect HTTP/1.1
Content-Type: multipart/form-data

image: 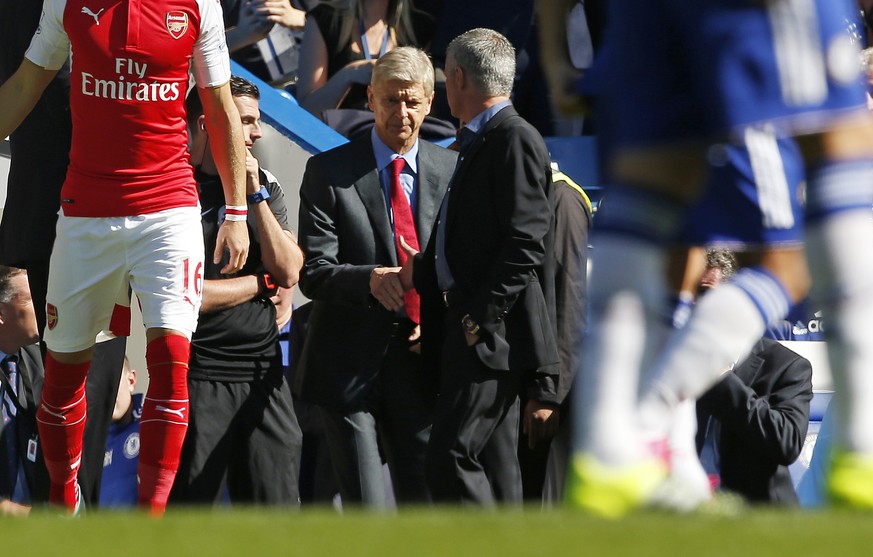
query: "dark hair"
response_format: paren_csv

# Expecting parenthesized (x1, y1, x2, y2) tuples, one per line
(704, 248, 737, 281)
(186, 76, 260, 130)
(229, 75, 260, 100)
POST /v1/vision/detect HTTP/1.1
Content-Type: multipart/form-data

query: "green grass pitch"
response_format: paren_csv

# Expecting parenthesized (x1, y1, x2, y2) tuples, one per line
(3, 506, 873, 557)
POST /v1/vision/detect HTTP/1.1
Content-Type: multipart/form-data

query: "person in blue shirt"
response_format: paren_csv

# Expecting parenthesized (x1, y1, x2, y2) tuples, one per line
(100, 358, 141, 509)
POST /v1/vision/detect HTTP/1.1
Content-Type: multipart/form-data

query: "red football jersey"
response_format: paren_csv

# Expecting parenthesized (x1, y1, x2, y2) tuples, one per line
(26, 0, 230, 217)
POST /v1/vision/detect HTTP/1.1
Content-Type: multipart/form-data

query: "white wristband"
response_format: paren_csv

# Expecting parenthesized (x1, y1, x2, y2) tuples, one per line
(225, 205, 248, 222)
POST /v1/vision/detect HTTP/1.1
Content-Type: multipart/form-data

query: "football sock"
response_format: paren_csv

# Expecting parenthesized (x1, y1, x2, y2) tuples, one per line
(639, 266, 791, 436)
(573, 186, 682, 466)
(805, 158, 873, 455)
(138, 334, 190, 515)
(36, 354, 89, 511)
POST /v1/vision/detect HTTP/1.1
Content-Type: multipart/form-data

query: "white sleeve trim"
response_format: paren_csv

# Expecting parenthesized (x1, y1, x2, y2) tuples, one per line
(24, 0, 70, 71)
(191, 0, 232, 88)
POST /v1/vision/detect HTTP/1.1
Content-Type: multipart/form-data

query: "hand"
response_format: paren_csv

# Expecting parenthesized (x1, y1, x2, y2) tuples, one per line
(523, 399, 559, 449)
(398, 235, 418, 291)
(0, 498, 31, 516)
(546, 62, 588, 118)
(245, 148, 261, 195)
(464, 330, 479, 347)
(256, 0, 307, 29)
(408, 324, 421, 354)
(215, 220, 250, 274)
(237, 0, 275, 43)
(370, 267, 405, 312)
(271, 286, 295, 329)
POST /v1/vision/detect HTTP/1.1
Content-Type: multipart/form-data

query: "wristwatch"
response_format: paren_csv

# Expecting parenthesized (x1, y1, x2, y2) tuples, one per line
(258, 273, 278, 297)
(461, 314, 480, 335)
(247, 185, 271, 204)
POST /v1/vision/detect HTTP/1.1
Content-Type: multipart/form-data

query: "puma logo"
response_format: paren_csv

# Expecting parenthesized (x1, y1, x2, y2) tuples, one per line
(81, 6, 105, 25)
(155, 405, 185, 419)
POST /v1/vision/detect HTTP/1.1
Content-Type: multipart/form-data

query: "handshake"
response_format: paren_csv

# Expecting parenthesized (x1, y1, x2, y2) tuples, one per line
(369, 236, 417, 313)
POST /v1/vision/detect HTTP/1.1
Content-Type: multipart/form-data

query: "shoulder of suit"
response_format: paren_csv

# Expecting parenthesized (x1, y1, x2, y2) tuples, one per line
(312, 136, 370, 164)
(759, 337, 806, 361)
(419, 139, 459, 162)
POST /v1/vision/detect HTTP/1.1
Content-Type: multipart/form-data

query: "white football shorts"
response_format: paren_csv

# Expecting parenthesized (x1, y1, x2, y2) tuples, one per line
(44, 206, 205, 352)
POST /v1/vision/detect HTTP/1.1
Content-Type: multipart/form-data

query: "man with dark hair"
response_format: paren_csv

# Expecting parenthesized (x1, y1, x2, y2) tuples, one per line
(171, 75, 304, 506)
(692, 253, 812, 505)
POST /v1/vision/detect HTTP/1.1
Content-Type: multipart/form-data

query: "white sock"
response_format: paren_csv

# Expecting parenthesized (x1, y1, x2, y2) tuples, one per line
(573, 234, 670, 466)
(805, 159, 873, 455)
(638, 268, 790, 438)
(807, 212, 873, 454)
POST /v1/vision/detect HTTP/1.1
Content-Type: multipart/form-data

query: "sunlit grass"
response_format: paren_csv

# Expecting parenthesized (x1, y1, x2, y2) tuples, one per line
(3, 504, 872, 557)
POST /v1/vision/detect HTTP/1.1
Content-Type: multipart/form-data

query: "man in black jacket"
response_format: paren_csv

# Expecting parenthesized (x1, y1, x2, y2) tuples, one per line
(171, 76, 304, 506)
(400, 28, 560, 505)
(696, 337, 812, 505)
(694, 251, 812, 505)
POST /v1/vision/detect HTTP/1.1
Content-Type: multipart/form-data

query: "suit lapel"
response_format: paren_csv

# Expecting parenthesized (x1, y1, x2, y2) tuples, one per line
(415, 142, 446, 247)
(351, 138, 397, 265)
(734, 340, 765, 385)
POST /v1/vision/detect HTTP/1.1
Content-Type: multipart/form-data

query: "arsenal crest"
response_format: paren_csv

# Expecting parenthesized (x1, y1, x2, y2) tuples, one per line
(166, 11, 189, 39)
(47, 303, 58, 330)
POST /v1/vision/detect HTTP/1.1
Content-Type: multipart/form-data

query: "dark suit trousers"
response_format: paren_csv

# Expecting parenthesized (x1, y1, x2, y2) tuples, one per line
(320, 325, 433, 508)
(480, 397, 522, 504)
(426, 311, 523, 506)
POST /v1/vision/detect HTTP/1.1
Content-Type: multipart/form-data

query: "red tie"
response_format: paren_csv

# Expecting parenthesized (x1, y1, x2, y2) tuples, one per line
(390, 157, 421, 323)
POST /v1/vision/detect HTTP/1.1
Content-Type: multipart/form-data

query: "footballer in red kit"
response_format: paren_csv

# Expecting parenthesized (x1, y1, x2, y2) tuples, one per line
(0, 0, 250, 515)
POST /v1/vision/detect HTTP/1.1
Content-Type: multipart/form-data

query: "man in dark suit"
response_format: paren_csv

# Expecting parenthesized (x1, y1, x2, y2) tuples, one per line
(296, 47, 457, 508)
(693, 251, 812, 505)
(0, 266, 49, 515)
(398, 28, 560, 505)
(697, 338, 812, 505)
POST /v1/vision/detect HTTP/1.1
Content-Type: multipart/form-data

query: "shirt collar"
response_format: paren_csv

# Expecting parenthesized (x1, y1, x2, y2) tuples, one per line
(464, 100, 512, 135)
(371, 128, 420, 174)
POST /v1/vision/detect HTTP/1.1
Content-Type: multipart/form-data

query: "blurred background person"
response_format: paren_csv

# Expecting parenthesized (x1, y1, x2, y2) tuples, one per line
(100, 359, 141, 509)
(0, 266, 48, 516)
(296, 0, 435, 119)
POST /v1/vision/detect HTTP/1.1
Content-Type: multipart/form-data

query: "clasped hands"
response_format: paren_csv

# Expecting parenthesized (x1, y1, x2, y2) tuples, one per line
(369, 236, 416, 312)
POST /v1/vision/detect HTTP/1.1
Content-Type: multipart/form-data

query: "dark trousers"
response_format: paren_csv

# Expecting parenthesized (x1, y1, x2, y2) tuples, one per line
(171, 370, 303, 506)
(425, 313, 523, 506)
(320, 326, 433, 508)
(480, 397, 523, 505)
(83, 336, 126, 506)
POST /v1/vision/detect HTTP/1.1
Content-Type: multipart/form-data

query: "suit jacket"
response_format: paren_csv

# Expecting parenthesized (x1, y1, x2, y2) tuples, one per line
(413, 106, 560, 402)
(696, 338, 812, 505)
(552, 179, 591, 407)
(296, 135, 457, 410)
(0, 343, 50, 503)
